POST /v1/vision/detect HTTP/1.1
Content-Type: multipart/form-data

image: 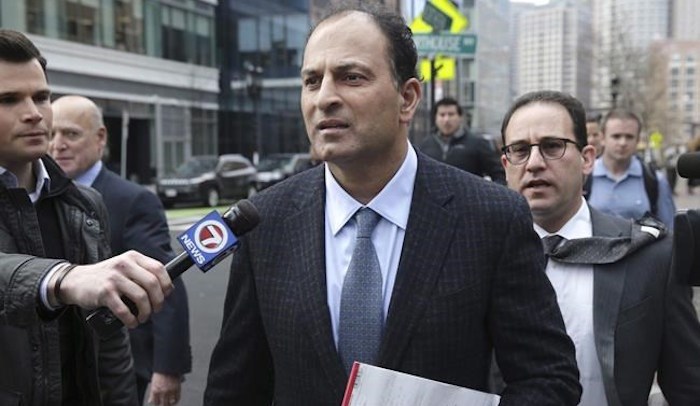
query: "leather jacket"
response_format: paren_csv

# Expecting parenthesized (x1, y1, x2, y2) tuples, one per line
(0, 156, 137, 406)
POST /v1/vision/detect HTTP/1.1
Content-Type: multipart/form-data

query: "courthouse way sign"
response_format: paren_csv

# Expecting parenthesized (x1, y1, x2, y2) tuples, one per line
(413, 33, 477, 56)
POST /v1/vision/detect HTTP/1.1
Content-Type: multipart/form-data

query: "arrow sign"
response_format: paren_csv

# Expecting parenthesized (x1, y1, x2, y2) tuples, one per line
(422, 2, 452, 31)
(414, 33, 478, 56)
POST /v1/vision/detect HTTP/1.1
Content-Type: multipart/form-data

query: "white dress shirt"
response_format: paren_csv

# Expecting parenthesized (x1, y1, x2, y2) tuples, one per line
(324, 142, 417, 347)
(534, 198, 608, 406)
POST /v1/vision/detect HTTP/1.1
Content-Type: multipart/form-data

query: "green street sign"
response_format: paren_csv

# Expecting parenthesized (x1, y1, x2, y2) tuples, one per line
(414, 33, 477, 56)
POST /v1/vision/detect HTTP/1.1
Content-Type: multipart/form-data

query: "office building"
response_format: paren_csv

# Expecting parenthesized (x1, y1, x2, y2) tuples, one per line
(591, 0, 670, 109)
(0, 0, 218, 181)
(514, 0, 592, 108)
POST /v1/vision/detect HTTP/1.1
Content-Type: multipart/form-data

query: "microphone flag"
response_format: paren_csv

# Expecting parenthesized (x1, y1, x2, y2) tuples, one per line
(178, 210, 238, 272)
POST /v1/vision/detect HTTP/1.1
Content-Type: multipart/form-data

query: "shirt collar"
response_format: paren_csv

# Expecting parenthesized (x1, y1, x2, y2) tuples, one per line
(74, 160, 103, 187)
(0, 159, 52, 203)
(534, 197, 592, 240)
(326, 142, 417, 235)
(593, 155, 643, 177)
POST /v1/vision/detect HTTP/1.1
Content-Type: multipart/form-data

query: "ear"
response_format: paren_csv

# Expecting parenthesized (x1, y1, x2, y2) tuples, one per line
(500, 153, 508, 170)
(398, 78, 422, 125)
(97, 126, 108, 154)
(97, 126, 107, 143)
(581, 144, 596, 176)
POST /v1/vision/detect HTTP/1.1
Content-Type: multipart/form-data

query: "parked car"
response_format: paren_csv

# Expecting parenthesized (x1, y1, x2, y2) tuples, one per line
(255, 153, 312, 190)
(156, 154, 257, 208)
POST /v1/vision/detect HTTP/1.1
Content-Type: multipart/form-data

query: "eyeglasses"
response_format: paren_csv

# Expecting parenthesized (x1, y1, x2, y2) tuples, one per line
(501, 137, 581, 165)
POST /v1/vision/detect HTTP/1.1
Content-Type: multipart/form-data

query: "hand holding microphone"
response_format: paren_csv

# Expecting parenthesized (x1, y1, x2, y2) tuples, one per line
(85, 199, 260, 338)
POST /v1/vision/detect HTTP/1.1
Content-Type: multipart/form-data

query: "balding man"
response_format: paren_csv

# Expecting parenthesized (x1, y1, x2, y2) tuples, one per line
(50, 95, 192, 406)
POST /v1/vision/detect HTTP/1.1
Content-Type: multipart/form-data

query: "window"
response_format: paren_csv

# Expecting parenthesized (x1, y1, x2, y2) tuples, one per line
(26, 0, 44, 35)
(114, 0, 144, 53)
(64, 0, 99, 45)
(162, 7, 187, 62)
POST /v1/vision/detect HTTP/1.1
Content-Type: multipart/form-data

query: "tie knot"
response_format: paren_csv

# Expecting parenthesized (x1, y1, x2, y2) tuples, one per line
(542, 234, 565, 256)
(354, 208, 381, 238)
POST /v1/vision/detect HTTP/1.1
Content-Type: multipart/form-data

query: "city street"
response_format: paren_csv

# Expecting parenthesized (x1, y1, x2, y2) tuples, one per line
(168, 179, 700, 406)
(166, 218, 233, 406)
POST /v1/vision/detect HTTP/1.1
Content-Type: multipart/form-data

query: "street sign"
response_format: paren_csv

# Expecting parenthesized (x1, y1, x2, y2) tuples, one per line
(414, 33, 477, 56)
(409, 0, 469, 34)
(420, 56, 455, 80)
(650, 131, 664, 149)
(422, 2, 452, 32)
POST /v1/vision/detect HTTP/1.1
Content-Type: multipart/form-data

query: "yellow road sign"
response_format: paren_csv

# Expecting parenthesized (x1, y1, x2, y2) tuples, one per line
(410, 0, 469, 34)
(649, 131, 664, 149)
(420, 56, 456, 81)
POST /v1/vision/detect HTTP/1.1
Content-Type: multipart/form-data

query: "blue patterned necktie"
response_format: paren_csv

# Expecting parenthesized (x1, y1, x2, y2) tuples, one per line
(338, 207, 383, 374)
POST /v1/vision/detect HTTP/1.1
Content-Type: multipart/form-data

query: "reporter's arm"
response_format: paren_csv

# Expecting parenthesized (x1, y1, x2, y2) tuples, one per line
(0, 252, 67, 325)
(49, 251, 173, 328)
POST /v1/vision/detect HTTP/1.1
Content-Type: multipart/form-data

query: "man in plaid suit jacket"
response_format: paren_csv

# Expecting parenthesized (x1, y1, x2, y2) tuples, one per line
(204, 4, 581, 405)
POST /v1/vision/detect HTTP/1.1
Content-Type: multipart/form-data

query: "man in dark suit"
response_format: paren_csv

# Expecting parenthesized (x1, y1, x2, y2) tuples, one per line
(49, 95, 191, 406)
(500, 90, 700, 405)
(204, 4, 580, 405)
(418, 96, 505, 184)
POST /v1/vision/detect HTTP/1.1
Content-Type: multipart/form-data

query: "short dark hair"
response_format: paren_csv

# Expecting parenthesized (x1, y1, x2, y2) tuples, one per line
(501, 90, 587, 148)
(432, 97, 463, 121)
(601, 109, 642, 136)
(0, 29, 47, 73)
(307, 2, 419, 87)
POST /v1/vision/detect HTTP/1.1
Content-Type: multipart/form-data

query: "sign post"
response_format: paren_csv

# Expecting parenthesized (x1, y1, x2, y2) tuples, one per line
(409, 0, 473, 111)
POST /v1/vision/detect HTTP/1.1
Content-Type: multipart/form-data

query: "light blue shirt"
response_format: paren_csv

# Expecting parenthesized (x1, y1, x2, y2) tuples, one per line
(589, 156, 675, 230)
(325, 142, 417, 347)
(75, 160, 103, 187)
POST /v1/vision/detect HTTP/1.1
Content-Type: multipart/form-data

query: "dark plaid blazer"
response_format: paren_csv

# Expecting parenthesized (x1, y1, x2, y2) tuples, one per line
(204, 153, 581, 405)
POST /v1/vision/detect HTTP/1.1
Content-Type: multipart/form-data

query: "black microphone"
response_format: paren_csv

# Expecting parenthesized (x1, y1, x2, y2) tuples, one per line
(677, 152, 700, 179)
(86, 199, 260, 338)
(673, 209, 700, 286)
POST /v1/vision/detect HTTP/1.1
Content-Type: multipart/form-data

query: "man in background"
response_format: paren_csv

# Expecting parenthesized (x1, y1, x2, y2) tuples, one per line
(418, 96, 505, 184)
(204, 4, 580, 405)
(50, 95, 191, 406)
(501, 90, 700, 405)
(587, 109, 675, 229)
(1, 28, 172, 406)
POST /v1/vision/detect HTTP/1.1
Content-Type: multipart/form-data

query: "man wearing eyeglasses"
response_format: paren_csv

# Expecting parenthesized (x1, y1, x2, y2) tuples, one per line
(500, 90, 700, 405)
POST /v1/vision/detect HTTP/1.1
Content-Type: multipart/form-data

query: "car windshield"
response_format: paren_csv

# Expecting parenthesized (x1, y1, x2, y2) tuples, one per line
(257, 155, 292, 171)
(172, 157, 218, 177)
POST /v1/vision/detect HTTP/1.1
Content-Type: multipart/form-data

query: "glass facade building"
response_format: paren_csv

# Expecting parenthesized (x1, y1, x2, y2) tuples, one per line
(0, 0, 218, 181)
(217, 0, 311, 160)
(1, 0, 405, 181)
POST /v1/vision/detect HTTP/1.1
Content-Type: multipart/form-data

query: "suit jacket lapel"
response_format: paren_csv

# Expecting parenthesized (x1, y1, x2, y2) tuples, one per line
(286, 167, 347, 385)
(590, 207, 627, 406)
(379, 156, 457, 369)
(91, 167, 108, 190)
